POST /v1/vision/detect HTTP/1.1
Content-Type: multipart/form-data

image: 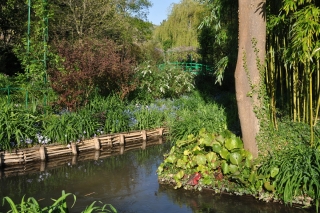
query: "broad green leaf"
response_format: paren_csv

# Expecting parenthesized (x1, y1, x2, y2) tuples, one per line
(187, 134, 195, 140)
(197, 164, 207, 173)
(206, 152, 217, 162)
(211, 144, 222, 153)
(221, 161, 229, 174)
(215, 135, 225, 144)
(165, 155, 177, 164)
(194, 154, 207, 165)
(202, 177, 213, 185)
(248, 171, 256, 183)
(175, 170, 185, 180)
(230, 152, 243, 165)
(176, 159, 186, 168)
(270, 167, 279, 178)
(219, 148, 230, 160)
(225, 136, 243, 151)
(184, 150, 191, 156)
(157, 165, 163, 174)
(264, 181, 275, 192)
(229, 164, 239, 174)
(210, 161, 220, 169)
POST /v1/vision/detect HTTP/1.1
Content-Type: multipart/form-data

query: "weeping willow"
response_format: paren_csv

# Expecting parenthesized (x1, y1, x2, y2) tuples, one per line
(266, 0, 320, 145)
(153, 0, 209, 61)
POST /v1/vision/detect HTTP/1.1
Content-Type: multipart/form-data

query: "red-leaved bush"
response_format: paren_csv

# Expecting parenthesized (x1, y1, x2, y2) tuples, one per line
(48, 38, 137, 110)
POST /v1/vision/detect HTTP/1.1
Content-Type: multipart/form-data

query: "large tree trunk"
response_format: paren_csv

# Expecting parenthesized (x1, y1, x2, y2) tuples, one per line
(235, 0, 266, 158)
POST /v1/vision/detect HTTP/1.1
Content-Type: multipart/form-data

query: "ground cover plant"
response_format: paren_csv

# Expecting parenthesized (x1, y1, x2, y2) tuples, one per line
(2, 190, 117, 213)
(157, 127, 320, 212)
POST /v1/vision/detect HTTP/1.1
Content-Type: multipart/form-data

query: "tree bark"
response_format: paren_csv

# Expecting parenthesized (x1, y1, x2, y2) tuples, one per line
(235, 0, 266, 158)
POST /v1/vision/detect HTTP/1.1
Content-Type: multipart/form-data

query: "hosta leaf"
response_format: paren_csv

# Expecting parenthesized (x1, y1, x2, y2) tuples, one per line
(221, 161, 229, 174)
(219, 148, 230, 160)
(230, 152, 243, 165)
(194, 154, 207, 165)
(270, 167, 279, 178)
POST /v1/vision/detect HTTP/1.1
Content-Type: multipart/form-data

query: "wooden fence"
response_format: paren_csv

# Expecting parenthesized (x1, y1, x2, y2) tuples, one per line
(0, 136, 165, 178)
(0, 128, 167, 168)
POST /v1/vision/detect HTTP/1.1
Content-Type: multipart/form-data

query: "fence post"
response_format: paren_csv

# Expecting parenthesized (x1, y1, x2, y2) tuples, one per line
(71, 143, 78, 155)
(94, 137, 100, 150)
(39, 146, 46, 161)
(119, 134, 125, 146)
(141, 130, 147, 141)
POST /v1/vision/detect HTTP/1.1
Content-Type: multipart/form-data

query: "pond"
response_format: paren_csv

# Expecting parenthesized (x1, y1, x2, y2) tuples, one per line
(0, 141, 314, 213)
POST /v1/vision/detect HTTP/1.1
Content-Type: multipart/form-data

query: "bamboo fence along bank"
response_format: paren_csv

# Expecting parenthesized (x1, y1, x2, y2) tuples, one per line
(0, 128, 167, 167)
(0, 136, 165, 178)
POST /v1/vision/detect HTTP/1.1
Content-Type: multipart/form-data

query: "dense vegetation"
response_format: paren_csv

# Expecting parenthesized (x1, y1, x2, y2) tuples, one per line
(0, 0, 320, 212)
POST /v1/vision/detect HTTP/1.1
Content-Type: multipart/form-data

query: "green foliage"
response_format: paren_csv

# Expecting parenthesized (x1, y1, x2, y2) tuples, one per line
(0, 103, 40, 150)
(153, 0, 208, 60)
(258, 145, 320, 211)
(134, 61, 195, 100)
(167, 93, 227, 142)
(197, 0, 238, 86)
(2, 190, 117, 213)
(157, 129, 260, 193)
(42, 110, 101, 145)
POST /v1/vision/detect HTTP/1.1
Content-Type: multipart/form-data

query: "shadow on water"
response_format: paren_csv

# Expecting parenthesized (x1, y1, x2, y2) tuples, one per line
(0, 139, 315, 213)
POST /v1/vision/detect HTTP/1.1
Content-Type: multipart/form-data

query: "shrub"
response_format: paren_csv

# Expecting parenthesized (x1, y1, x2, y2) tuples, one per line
(133, 61, 195, 100)
(48, 38, 137, 110)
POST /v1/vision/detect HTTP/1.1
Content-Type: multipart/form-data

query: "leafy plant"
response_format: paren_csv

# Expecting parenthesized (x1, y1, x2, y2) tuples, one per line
(2, 190, 117, 213)
(258, 145, 320, 211)
(48, 38, 137, 110)
(0, 103, 40, 150)
(134, 61, 195, 100)
(157, 129, 260, 194)
(42, 109, 101, 144)
(167, 94, 228, 142)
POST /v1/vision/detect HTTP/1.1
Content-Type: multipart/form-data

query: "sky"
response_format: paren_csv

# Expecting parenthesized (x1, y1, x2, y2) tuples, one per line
(147, 0, 181, 25)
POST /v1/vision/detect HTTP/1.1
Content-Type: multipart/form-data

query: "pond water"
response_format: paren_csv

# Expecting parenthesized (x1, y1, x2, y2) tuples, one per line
(0, 141, 314, 213)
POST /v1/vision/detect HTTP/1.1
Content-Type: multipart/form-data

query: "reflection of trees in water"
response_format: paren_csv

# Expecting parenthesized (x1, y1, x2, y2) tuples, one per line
(157, 185, 313, 213)
(0, 142, 170, 206)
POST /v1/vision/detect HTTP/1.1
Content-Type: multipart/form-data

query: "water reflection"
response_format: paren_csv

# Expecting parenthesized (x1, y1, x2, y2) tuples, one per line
(0, 140, 315, 213)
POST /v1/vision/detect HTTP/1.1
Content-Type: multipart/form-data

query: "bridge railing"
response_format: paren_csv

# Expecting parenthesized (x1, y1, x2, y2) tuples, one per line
(158, 62, 213, 74)
(0, 86, 52, 109)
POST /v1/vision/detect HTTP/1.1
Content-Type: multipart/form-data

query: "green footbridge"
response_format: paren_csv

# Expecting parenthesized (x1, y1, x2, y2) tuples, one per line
(158, 62, 213, 74)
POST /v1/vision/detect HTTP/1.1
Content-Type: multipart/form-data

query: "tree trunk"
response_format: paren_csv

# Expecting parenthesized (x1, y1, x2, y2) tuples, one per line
(235, 0, 266, 158)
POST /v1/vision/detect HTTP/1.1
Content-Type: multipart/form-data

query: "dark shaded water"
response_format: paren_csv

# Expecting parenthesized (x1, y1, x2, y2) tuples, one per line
(0, 141, 314, 213)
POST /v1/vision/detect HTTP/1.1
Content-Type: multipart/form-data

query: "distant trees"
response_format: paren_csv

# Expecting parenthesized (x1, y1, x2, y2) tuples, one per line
(153, 0, 208, 61)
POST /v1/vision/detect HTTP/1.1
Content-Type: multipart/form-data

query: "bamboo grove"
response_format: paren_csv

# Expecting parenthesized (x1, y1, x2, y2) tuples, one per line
(266, 0, 320, 145)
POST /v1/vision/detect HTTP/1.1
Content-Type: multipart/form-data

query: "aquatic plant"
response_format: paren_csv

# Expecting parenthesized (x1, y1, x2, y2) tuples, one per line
(2, 190, 117, 213)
